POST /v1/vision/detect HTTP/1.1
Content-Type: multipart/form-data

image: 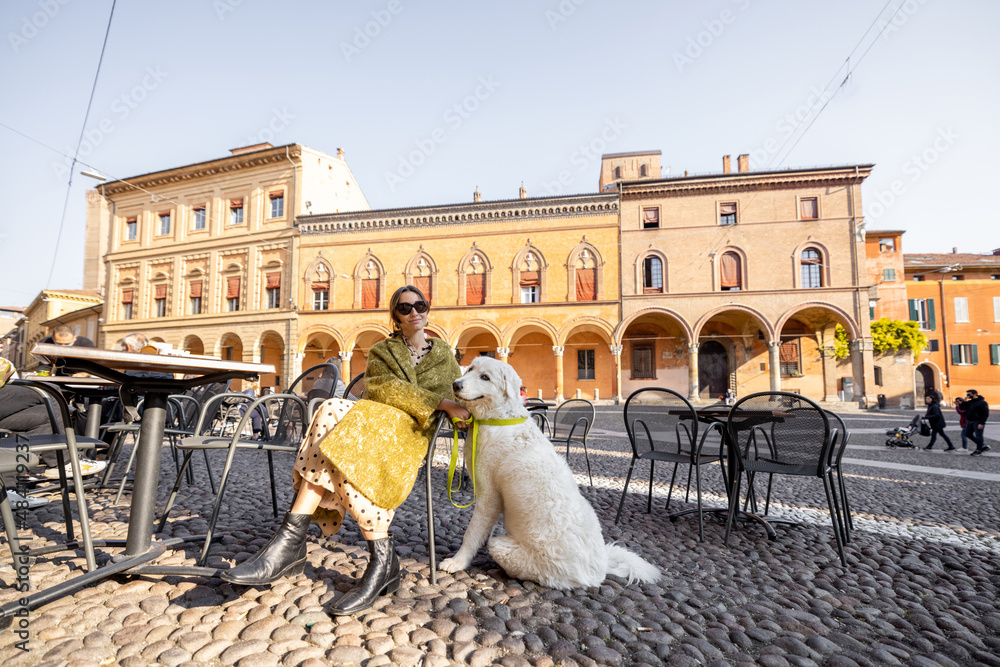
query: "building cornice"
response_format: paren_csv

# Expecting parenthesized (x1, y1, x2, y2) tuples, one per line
(620, 165, 874, 199)
(100, 145, 303, 196)
(297, 193, 619, 236)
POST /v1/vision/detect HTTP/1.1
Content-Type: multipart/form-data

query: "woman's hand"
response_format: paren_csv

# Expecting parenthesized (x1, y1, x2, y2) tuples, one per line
(438, 398, 471, 429)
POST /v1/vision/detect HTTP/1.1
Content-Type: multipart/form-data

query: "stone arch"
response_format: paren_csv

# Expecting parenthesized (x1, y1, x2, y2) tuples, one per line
(774, 301, 860, 340)
(296, 325, 345, 354)
(502, 317, 559, 348)
(558, 317, 614, 347)
(616, 307, 694, 345)
(694, 304, 774, 342)
(353, 250, 386, 310)
(635, 248, 668, 295)
(566, 238, 605, 302)
(457, 243, 493, 306)
(713, 245, 749, 292)
(510, 242, 548, 304)
(182, 334, 204, 356)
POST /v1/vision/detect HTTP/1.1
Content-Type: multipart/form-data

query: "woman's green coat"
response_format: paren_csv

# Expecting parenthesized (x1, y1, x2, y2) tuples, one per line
(318, 335, 461, 510)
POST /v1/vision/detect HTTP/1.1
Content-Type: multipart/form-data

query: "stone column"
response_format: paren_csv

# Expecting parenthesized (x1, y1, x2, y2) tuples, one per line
(821, 345, 839, 402)
(291, 352, 304, 387)
(768, 341, 782, 392)
(850, 338, 875, 407)
(553, 346, 565, 403)
(610, 344, 624, 403)
(339, 349, 353, 381)
(687, 342, 699, 401)
(497, 347, 510, 363)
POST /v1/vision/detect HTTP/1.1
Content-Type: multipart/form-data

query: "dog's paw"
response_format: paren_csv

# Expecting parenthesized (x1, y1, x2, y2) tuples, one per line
(439, 557, 467, 573)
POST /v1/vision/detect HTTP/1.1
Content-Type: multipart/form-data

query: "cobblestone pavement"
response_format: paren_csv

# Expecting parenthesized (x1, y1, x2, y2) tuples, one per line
(2, 408, 999, 666)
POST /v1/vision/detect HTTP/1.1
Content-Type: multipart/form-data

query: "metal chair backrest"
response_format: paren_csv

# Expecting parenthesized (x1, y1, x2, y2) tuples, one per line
(550, 398, 595, 443)
(728, 391, 830, 476)
(197, 393, 255, 436)
(344, 372, 366, 401)
(824, 410, 851, 468)
(622, 387, 699, 459)
(290, 363, 340, 402)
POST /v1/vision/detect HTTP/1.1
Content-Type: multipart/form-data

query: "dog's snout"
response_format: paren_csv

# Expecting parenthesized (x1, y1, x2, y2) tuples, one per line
(452, 380, 462, 393)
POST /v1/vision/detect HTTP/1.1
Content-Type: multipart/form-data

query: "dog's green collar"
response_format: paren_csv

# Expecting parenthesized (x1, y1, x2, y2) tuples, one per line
(447, 416, 528, 509)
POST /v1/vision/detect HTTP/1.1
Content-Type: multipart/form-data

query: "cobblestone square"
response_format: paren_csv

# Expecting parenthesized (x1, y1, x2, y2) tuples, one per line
(2, 408, 999, 666)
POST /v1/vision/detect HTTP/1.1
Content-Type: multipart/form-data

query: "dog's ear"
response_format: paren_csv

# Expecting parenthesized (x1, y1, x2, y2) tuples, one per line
(501, 361, 522, 403)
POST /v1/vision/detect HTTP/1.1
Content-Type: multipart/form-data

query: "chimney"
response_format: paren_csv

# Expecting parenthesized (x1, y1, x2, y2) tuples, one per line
(722, 155, 731, 174)
(337, 147, 344, 159)
(737, 154, 749, 173)
(952, 247, 958, 254)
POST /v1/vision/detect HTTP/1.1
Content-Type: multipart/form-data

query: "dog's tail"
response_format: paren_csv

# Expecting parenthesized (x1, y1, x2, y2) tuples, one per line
(605, 542, 661, 584)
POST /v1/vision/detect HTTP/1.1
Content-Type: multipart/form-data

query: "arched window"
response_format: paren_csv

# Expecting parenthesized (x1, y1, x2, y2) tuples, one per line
(575, 248, 598, 301)
(466, 254, 487, 305)
(361, 259, 381, 309)
(800, 248, 822, 288)
(720, 252, 742, 291)
(642, 256, 663, 293)
(518, 250, 541, 303)
(639, 165, 648, 177)
(613, 166, 622, 180)
(312, 264, 330, 310)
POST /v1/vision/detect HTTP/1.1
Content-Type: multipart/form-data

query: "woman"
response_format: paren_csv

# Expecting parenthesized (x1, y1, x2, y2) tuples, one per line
(223, 286, 470, 615)
(923, 393, 954, 451)
(954, 396, 969, 449)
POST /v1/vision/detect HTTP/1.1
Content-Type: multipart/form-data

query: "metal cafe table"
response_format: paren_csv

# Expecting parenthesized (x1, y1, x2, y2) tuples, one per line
(0, 344, 273, 627)
(667, 404, 794, 540)
(22, 374, 121, 440)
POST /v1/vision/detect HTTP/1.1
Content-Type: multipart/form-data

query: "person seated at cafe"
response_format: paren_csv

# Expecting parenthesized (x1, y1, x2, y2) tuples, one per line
(306, 358, 347, 403)
(39, 325, 95, 376)
(221, 285, 471, 617)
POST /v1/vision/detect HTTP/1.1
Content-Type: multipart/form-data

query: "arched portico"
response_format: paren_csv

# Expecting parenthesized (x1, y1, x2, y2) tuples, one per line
(506, 322, 558, 401)
(618, 309, 693, 402)
(693, 307, 772, 402)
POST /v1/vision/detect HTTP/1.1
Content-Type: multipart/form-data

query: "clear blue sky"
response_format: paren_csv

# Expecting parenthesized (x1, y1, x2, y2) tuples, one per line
(1, 0, 996, 307)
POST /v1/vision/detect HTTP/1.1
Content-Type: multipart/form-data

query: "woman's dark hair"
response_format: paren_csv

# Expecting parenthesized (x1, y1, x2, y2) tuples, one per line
(388, 284, 429, 335)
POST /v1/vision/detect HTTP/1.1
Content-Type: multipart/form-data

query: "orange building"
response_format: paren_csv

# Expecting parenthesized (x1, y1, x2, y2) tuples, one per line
(904, 250, 1000, 403)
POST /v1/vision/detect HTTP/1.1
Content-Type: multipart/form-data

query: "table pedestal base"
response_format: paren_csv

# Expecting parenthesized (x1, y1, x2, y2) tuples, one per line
(669, 506, 779, 541)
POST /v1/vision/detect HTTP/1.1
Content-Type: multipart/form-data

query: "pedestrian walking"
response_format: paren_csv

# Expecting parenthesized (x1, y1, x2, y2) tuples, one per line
(965, 389, 991, 456)
(923, 393, 954, 451)
(954, 397, 969, 449)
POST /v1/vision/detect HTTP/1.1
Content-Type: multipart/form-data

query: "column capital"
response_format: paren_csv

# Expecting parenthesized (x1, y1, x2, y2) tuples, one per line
(609, 344, 624, 356)
(338, 350, 353, 361)
(497, 347, 510, 357)
(552, 346, 564, 356)
(687, 343, 698, 354)
(850, 338, 873, 352)
(767, 340, 781, 350)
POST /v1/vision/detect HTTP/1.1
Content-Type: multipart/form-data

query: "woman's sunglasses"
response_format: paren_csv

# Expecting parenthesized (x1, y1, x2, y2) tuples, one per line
(395, 300, 429, 315)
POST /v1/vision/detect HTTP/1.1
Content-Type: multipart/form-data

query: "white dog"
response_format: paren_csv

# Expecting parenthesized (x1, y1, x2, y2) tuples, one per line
(441, 356, 661, 590)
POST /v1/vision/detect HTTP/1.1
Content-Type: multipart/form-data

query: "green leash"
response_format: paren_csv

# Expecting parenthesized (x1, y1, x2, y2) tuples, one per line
(447, 416, 527, 508)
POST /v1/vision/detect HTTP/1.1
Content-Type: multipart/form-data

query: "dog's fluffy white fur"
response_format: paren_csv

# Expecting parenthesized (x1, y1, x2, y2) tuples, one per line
(441, 356, 660, 590)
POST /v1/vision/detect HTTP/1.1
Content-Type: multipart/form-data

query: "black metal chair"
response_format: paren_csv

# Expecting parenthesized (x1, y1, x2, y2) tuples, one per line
(546, 398, 595, 486)
(614, 388, 726, 541)
(157, 390, 309, 563)
(343, 372, 366, 402)
(0, 445, 37, 559)
(525, 398, 550, 433)
(0, 380, 104, 571)
(724, 391, 848, 567)
(824, 410, 854, 544)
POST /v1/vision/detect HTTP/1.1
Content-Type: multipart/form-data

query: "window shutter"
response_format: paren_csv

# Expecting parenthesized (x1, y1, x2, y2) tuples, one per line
(951, 344, 960, 364)
(779, 340, 799, 362)
(269, 191, 282, 199)
(991, 344, 1000, 366)
(154, 284, 167, 299)
(266, 272, 281, 289)
(226, 276, 241, 299)
(230, 198, 243, 209)
(413, 275, 432, 304)
(466, 273, 486, 305)
(908, 299, 918, 322)
(720, 253, 741, 289)
(971, 344, 979, 365)
(928, 299, 936, 331)
(720, 203, 737, 215)
(575, 268, 597, 301)
(362, 278, 380, 309)
(121, 288, 133, 304)
(311, 280, 330, 291)
(189, 280, 202, 298)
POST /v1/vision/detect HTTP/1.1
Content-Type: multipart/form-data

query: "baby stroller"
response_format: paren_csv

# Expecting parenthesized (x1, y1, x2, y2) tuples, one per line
(885, 415, 922, 449)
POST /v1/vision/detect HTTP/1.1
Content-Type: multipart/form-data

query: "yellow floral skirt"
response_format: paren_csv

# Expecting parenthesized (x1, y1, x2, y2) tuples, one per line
(292, 398, 395, 537)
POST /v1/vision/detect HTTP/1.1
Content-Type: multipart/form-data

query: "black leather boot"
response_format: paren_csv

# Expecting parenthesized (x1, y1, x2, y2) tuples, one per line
(221, 512, 310, 585)
(326, 535, 400, 615)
